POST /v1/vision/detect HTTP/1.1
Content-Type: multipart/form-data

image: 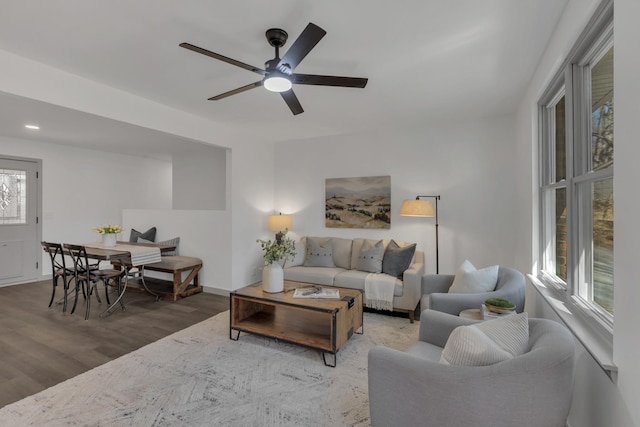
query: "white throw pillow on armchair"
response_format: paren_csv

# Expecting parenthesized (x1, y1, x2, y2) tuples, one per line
(448, 259, 498, 293)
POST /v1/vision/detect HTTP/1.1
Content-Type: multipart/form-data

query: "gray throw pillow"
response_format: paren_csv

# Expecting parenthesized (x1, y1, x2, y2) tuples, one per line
(139, 236, 180, 256)
(356, 239, 384, 273)
(129, 227, 156, 243)
(382, 240, 416, 278)
(304, 237, 335, 268)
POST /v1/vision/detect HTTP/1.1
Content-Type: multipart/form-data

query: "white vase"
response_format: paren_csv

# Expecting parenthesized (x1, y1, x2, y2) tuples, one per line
(102, 233, 117, 247)
(262, 262, 284, 293)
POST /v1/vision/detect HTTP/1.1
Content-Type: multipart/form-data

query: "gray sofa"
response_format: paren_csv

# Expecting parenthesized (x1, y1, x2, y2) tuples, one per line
(283, 237, 424, 322)
(368, 309, 575, 427)
(420, 265, 526, 315)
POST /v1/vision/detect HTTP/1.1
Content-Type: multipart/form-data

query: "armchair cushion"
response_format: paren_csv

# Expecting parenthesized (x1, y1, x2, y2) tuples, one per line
(449, 260, 498, 293)
(440, 312, 529, 366)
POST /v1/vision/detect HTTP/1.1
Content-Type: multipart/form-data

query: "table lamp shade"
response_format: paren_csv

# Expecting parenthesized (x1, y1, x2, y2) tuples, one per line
(268, 214, 292, 232)
(400, 199, 435, 217)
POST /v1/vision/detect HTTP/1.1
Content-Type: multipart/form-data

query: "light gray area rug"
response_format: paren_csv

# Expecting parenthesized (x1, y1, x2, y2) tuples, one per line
(0, 311, 418, 427)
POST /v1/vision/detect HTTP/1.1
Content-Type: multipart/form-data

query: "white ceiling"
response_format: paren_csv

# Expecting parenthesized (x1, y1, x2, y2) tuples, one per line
(0, 0, 568, 157)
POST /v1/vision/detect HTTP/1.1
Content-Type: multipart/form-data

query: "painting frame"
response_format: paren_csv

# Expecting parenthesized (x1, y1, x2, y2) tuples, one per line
(325, 175, 391, 229)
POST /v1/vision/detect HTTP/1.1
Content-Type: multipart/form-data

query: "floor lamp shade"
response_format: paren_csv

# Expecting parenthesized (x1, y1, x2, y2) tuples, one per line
(400, 195, 440, 273)
(399, 199, 434, 217)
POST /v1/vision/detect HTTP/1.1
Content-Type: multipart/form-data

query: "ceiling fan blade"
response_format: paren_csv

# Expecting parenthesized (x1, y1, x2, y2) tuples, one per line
(208, 81, 264, 101)
(180, 42, 266, 76)
(278, 23, 326, 72)
(280, 89, 304, 115)
(292, 73, 368, 88)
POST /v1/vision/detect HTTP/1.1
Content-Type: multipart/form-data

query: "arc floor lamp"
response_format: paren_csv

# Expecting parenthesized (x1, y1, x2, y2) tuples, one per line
(400, 195, 441, 273)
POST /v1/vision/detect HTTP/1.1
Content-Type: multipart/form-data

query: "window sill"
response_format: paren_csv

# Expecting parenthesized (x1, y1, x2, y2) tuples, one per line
(527, 273, 617, 382)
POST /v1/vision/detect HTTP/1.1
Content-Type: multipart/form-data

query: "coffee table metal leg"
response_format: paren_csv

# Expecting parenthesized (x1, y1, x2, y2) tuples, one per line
(230, 329, 240, 341)
(322, 352, 337, 368)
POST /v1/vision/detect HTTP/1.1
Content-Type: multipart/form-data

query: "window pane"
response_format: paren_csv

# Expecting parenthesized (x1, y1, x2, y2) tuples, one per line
(554, 188, 567, 281)
(591, 47, 614, 171)
(555, 96, 566, 181)
(593, 178, 613, 314)
(0, 169, 27, 225)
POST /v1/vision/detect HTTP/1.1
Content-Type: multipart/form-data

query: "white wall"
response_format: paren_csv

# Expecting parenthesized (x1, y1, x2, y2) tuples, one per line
(612, 0, 640, 425)
(172, 144, 227, 210)
(515, 0, 640, 425)
(274, 116, 519, 275)
(123, 208, 231, 293)
(0, 135, 172, 276)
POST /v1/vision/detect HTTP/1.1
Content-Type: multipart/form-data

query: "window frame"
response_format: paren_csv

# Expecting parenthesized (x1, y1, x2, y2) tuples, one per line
(537, 4, 614, 330)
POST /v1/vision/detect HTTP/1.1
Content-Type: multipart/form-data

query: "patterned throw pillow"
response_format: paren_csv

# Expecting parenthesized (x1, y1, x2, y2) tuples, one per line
(139, 236, 180, 256)
(356, 239, 384, 273)
(440, 312, 529, 366)
(303, 237, 335, 268)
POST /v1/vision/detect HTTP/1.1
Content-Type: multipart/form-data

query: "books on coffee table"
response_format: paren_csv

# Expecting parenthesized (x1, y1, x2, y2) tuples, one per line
(293, 287, 340, 299)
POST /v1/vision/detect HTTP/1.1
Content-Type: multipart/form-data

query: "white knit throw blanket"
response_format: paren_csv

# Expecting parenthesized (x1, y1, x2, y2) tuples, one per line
(364, 273, 396, 311)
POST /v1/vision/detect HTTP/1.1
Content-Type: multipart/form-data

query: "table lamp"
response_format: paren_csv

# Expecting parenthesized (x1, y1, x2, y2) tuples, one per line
(268, 213, 292, 243)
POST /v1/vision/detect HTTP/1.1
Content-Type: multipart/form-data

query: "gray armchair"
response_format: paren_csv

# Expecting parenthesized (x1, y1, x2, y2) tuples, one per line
(420, 266, 526, 315)
(368, 309, 575, 427)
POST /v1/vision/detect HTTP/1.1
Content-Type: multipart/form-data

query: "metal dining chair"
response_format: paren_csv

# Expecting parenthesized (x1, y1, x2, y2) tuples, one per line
(41, 241, 75, 313)
(65, 243, 125, 320)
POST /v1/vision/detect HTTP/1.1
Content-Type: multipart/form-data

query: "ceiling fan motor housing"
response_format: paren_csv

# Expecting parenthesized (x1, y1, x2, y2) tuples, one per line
(265, 28, 288, 48)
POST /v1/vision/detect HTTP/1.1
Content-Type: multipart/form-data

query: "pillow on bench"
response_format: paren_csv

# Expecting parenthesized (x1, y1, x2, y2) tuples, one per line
(129, 227, 156, 243)
(139, 236, 180, 256)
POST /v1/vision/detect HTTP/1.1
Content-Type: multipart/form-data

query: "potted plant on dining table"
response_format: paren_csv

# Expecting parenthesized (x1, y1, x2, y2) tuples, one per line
(92, 224, 124, 248)
(256, 229, 296, 293)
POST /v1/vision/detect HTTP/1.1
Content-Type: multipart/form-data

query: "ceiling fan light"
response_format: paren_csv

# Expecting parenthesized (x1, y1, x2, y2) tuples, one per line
(264, 76, 292, 92)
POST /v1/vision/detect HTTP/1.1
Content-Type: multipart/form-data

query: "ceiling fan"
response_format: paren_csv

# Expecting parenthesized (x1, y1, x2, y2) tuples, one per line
(180, 22, 368, 115)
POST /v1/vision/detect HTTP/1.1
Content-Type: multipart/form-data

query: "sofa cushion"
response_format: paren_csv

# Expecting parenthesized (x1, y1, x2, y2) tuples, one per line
(355, 239, 384, 273)
(304, 237, 335, 268)
(382, 240, 416, 278)
(331, 237, 353, 269)
(283, 266, 345, 287)
(440, 312, 529, 366)
(334, 270, 403, 296)
(449, 260, 499, 293)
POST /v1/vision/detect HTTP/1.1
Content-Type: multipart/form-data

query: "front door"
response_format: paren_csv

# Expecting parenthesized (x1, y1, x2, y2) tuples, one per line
(0, 157, 40, 286)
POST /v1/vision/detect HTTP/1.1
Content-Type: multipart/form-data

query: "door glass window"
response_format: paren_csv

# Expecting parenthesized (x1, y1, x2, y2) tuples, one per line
(0, 169, 27, 225)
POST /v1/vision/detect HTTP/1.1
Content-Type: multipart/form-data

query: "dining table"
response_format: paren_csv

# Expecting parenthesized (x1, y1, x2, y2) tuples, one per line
(73, 241, 176, 317)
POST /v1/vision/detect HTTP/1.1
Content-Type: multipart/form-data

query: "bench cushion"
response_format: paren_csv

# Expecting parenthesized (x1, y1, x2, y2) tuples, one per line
(144, 255, 202, 272)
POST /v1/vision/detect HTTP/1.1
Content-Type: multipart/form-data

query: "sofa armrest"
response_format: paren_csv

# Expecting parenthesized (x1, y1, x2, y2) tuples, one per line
(402, 258, 425, 310)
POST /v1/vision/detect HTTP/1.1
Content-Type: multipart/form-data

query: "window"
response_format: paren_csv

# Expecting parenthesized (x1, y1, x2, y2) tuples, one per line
(0, 168, 27, 225)
(539, 12, 614, 324)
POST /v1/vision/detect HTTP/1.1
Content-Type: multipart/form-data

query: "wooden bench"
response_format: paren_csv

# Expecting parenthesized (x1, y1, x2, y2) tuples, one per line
(140, 256, 203, 301)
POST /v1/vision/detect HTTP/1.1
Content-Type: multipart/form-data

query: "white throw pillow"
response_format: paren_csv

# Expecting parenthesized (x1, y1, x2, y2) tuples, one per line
(440, 312, 529, 366)
(448, 260, 499, 293)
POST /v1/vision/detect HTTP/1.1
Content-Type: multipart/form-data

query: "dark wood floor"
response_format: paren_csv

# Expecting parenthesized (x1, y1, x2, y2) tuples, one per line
(0, 279, 229, 408)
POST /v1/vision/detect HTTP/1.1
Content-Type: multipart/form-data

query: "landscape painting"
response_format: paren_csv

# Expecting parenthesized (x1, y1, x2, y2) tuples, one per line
(325, 175, 391, 229)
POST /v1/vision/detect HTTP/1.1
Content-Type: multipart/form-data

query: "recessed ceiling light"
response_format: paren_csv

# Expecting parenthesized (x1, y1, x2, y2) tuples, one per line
(24, 124, 40, 130)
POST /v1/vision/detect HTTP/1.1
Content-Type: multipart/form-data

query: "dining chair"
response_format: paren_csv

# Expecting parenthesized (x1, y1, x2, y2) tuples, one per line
(65, 243, 125, 320)
(41, 241, 75, 313)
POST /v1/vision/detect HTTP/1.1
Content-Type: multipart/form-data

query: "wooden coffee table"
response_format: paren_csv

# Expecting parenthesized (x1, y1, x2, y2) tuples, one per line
(230, 280, 363, 367)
